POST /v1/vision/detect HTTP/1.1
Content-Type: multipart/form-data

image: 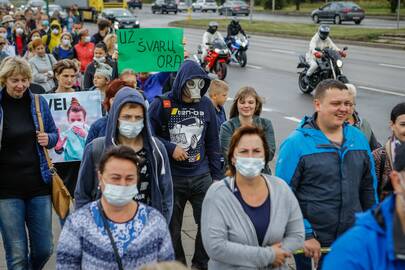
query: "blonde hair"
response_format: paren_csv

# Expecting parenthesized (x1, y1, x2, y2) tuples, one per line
(208, 79, 229, 96)
(0, 56, 32, 86)
(103, 33, 117, 52)
(139, 262, 188, 270)
(345, 83, 357, 98)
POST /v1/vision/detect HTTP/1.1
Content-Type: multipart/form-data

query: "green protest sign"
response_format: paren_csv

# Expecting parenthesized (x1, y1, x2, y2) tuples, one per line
(117, 28, 184, 73)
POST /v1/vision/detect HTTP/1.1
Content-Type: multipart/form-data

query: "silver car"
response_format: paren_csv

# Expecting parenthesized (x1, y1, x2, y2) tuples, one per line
(192, 0, 218, 12)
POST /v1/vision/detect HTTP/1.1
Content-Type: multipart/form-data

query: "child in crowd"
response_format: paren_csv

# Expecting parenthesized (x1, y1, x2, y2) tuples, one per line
(208, 79, 229, 132)
(91, 62, 113, 100)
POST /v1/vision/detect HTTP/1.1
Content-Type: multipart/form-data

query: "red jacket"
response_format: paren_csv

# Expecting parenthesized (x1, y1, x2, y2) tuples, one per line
(74, 42, 95, 73)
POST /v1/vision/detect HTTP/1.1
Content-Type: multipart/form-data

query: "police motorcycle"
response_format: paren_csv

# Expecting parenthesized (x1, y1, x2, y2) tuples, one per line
(228, 35, 249, 67)
(196, 38, 230, 80)
(297, 46, 349, 94)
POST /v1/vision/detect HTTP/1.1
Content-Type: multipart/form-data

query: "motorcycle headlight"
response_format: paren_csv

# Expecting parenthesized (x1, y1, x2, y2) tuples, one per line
(214, 48, 220, 53)
(135, 21, 139, 25)
(223, 49, 229, 54)
(336, 59, 343, 68)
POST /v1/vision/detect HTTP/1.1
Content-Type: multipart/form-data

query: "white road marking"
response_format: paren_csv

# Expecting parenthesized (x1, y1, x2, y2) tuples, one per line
(262, 107, 275, 112)
(358, 86, 405, 97)
(379, 63, 405, 70)
(246, 64, 263, 70)
(284, 116, 301, 123)
(271, 49, 296, 55)
(226, 97, 234, 101)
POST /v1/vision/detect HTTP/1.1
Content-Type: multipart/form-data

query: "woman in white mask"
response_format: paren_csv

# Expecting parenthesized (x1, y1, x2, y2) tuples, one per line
(12, 21, 28, 57)
(57, 145, 175, 269)
(201, 126, 304, 270)
(52, 32, 75, 60)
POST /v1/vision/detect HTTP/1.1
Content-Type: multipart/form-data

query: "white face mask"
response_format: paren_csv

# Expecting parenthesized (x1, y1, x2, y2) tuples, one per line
(118, 119, 144, 139)
(235, 156, 265, 178)
(69, 121, 84, 130)
(8, 22, 14, 28)
(62, 39, 71, 46)
(94, 56, 106, 63)
(102, 180, 139, 207)
(84, 36, 91, 43)
(0, 33, 7, 39)
(16, 28, 24, 35)
(185, 78, 205, 102)
(52, 28, 59, 35)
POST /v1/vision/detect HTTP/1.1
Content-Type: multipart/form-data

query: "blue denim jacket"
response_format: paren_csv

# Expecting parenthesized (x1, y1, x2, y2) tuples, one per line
(0, 89, 58, 184)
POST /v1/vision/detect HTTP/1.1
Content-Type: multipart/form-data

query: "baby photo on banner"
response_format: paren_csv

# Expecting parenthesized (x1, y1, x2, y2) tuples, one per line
(41, 91, 103, 163)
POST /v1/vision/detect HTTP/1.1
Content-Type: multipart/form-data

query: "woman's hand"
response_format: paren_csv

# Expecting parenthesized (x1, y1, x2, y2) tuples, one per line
(37, 131, 49, 147)
(271, 243, 291, 268)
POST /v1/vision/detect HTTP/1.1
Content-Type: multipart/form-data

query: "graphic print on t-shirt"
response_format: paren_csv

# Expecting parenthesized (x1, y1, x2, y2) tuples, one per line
(168, 107, 205, 163)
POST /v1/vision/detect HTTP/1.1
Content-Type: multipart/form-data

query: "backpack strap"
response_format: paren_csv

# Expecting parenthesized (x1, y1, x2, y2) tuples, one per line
(156, 92, 172, 137)
(91, 137, 105, 200)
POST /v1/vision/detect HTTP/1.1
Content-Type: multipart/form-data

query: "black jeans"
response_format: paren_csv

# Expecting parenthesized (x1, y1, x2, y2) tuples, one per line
(169, 173, 212, 269)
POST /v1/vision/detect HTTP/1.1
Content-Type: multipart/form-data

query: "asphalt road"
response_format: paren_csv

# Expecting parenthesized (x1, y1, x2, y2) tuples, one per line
(140, 3, 404, 29)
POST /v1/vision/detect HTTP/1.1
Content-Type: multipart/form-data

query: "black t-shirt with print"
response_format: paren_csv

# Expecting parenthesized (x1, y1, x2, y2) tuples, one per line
(134, 148, 151, 205)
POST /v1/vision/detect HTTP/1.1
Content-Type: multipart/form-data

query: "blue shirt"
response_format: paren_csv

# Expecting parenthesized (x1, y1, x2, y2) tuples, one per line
(58, 47, 73, 60)
(234, 185, 271, 245)
(215, 105, 227, 133)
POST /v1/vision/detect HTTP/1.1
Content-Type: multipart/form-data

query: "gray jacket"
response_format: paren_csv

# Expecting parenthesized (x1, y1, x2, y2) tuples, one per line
(29, 54, 57, 93)
(201, 175, 304, 270)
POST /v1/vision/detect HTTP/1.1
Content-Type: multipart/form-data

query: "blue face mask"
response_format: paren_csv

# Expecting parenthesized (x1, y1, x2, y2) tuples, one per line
(102, 179, 139, 207)
(235, 157, 265, 178)
(118, 119, 144, 139)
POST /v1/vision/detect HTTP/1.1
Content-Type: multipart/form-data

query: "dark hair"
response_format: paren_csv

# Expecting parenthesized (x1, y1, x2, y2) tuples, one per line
(314, 79, 348, 100)
(95, 42, 107, 52)
(97, 18, 110, 30)
(394, 142, 405, 172)
(98, 145, 141, 175)
(226, 126, 270, 177)
(67, 97, 87, 119)
(391, 102, 405, 123)
(229, 86, 262, 119)
(103, 79, 133, 111)
(53, 59, 78, 76)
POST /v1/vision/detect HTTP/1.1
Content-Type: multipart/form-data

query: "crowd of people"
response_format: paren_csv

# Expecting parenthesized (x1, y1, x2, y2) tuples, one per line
(0, 5, 404, 270)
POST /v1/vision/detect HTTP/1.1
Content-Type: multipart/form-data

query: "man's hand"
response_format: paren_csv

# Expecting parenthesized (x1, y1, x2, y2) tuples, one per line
(304, 238, 321, 263)
(271, 243, 291, 268)
(72, 126, 87, 138)
(37, 131, 49, 147)
(172, 146, 188, 161)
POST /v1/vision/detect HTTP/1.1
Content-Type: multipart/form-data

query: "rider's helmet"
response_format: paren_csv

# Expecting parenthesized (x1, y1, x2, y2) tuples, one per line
(208, 21, 219, 34)
(231, 16, 239, 25)
(318, 25, 330, 41)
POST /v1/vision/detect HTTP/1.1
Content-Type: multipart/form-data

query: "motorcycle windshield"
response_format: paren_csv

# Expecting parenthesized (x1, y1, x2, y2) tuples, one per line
(213, 38, 227, 49)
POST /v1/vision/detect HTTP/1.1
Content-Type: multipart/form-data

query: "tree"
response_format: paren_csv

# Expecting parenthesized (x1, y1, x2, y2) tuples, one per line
(295, 0, 301, 10)
(388, 0, 397, 13)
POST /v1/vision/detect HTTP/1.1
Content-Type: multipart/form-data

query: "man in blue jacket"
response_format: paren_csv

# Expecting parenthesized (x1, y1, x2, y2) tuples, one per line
(323, 143, 405, 270)
(275, 79, 378, 270)
(148, 60, 222, 270)
(74, 87, 173, 223)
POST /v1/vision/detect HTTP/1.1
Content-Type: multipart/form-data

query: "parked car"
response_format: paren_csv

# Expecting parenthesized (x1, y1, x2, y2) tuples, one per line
(177, 1, 190, 12)
(128, 0, 143, 10)
(218, 0, 249, 16)
(192, 0, 217, 12)
(43, 4, 67, 19)
(100, 8, 140, 28)
(311, 1, 365, 25)
(151, 0, 178, 14)
(27, 0, 45, 10)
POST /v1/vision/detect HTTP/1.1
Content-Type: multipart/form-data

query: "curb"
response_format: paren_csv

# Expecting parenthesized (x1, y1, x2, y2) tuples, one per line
(169, 22, 405, 51)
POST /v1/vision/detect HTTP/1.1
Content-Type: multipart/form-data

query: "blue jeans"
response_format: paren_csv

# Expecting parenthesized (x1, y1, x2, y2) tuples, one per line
(0, 195, 53, 270)
(294, 253, 325, 270)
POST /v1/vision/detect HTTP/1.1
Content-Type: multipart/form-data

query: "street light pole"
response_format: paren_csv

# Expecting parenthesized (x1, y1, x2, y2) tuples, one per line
(397, 0, 401, 29)
(272, 0, 275, 12)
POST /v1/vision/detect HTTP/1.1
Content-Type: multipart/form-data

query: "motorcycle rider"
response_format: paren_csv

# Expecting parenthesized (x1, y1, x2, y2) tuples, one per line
(225, 17, 246, 48)
(304, 25, 346, 84)
(201, 21, 224, 69)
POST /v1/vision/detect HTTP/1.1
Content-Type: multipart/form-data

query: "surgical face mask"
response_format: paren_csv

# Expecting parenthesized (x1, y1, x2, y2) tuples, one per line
(185, 78, 205, 102)
(83, 36, 91, 43)
(93, 56, 105, 63)
(118, 119, 144, 139)
(8, 22, 14, 28)
(16, 27, 24, 35)
(102, 180, 139, 207)
(235, 157, 265, 178)
(62, 39, 71, 46)
(0, 32, 7, 39)
(52, 28, 59, 35)
(42, 20, 49, 27)
(69, 121, 84, 130)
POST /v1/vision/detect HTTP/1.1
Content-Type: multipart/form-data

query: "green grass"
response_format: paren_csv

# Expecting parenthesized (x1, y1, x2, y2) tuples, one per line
(170, 18, 405, 42)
